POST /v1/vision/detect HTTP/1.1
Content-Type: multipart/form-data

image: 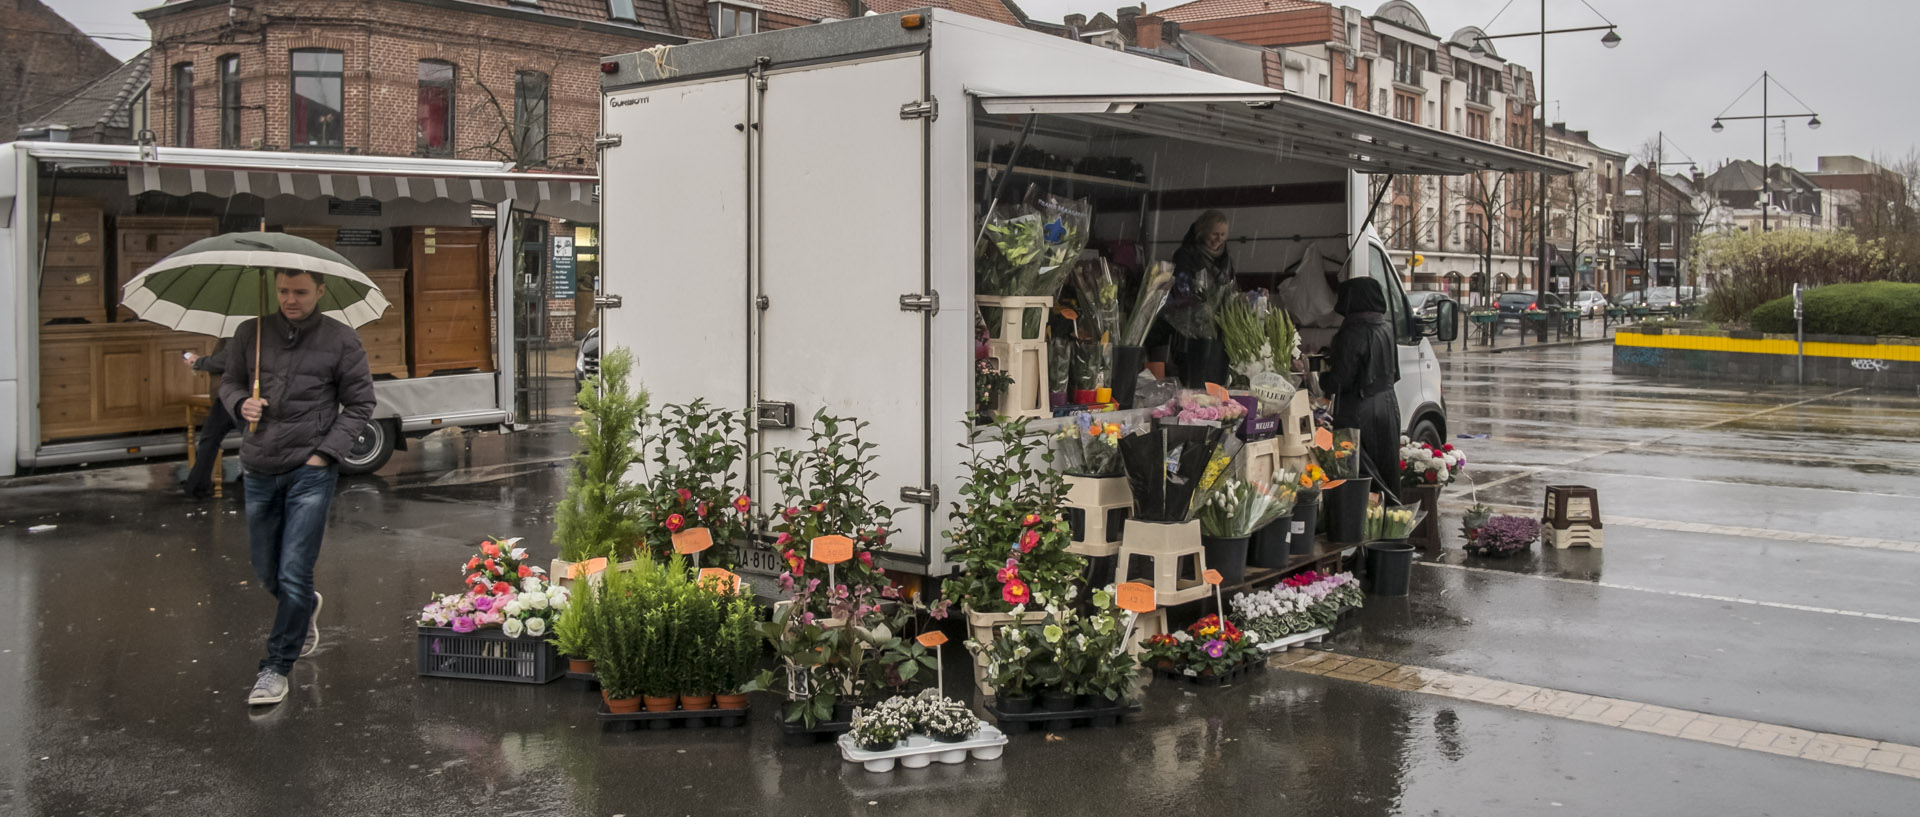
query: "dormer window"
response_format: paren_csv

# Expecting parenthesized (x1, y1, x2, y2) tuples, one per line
(710, 2, 759, 38)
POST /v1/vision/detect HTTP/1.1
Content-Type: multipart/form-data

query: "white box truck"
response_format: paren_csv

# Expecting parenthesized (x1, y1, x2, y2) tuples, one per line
(594, 10, 1573, 577)
(0, 141, 599, 477)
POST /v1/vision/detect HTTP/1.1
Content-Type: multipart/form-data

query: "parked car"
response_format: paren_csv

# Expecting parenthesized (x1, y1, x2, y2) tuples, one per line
(1616, 290, 1645, 309)
(1646, 286, 1680, 313)
(1571, 290, 1608, 317)
(574, 328, 600, 398)
(1495, 290, 1565, 325)
(1405, 290, 1458, 327)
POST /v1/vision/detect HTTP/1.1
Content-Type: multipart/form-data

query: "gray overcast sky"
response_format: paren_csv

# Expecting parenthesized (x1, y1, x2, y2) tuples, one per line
(50, 0, 1913, 169)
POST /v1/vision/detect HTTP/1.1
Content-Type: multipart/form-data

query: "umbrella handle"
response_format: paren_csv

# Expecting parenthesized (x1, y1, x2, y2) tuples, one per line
(248, 380, 263, 433)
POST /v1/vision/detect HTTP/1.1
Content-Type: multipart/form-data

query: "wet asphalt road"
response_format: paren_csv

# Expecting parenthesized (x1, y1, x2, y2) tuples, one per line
(2, 347, 1918, 816)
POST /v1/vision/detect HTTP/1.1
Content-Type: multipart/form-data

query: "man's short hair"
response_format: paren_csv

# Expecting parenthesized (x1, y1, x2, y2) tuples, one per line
(276, 268, 326, 287)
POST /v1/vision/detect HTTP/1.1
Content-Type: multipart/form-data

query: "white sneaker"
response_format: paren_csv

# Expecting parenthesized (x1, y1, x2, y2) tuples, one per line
(248, 670, 288, 705)
(301, 592, 323, 657)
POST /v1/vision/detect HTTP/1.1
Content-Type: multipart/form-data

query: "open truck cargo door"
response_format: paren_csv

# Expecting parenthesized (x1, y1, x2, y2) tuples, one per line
(973, 91, 1581, 178)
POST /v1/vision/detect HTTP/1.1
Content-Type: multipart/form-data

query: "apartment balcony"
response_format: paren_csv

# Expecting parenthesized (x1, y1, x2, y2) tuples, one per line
(1394, 64, 1425, 90)
(1466, 82, 1491, 106)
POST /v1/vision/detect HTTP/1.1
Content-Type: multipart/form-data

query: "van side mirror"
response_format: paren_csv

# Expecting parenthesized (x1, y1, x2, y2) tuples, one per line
(1432, 300, 1460, 343)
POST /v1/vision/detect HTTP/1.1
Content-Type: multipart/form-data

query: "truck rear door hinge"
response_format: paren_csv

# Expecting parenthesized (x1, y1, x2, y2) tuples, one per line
(900, 486, 939, 506)
(594, 294, 624, 309)
(595, 134, 622, 150)
(899, 291, 939, 315)
(900, 97, 939, 121)
(756, 401, 795, 430)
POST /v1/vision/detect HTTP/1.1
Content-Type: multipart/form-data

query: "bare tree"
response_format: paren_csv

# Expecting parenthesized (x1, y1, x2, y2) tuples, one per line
(1369, 174, 1439, 257)
(1452, 170, 1511, 304)
(1551, 170, 1602, 292)
(464, 53, 593, 170)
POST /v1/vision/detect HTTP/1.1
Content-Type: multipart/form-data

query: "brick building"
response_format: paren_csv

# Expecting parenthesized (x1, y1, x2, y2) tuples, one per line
(136, 0, 709, 169)
(2, 0, 126, 141)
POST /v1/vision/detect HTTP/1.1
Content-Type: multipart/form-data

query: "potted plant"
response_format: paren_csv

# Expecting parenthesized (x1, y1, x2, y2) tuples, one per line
(1067, 586, 1136, 708)
(1466, 514, 1539, 558)
(1461, 502, 1494, 540)
(848, 700, 913, 752)
(764, 411, 899, 621)
(914, 692, 981, 742)
(712, 591, 761, 711)
(550, 587, 593, 676)
(671, 574, 721, 711)
(740, 602, 843, 730)
(554, 349, 650, 567)
(637, 399, 754, 567)
(977, 624, 1038, 713)
(582, 564, 646, 712)
(415, 537, 571, 685)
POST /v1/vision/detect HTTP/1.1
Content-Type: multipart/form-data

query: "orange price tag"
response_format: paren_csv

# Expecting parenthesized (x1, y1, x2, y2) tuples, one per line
(672, 527, 714, 555)
(810, 534, 854, 565)
(567, 557, 609, 580)
(1313, 427, 1334, 450)
(1116, 582, 1157, 613)
(698, 567, 741, 594)
(1203, 569, 1224, 586)
(1204, 382, 1231, 401)
(916, 631, 948, 648)
(1059, 307, 1079, 320)
(1322, 478, 1347, 491)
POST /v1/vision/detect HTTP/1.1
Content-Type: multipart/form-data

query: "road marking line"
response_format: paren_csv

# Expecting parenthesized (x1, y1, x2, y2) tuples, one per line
(1470, 388, 1861, 492)
(1274, 650, 1920, 780)
(1419, 561, 1920, 625)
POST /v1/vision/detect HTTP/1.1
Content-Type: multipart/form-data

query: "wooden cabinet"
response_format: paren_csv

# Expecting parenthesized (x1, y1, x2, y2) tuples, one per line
(115, 216, 218, 321)
(360, 269, 409, 377)
(394, 226, 493, 377)
(37, 324, 216, 442)
(37, 197, 108, 323)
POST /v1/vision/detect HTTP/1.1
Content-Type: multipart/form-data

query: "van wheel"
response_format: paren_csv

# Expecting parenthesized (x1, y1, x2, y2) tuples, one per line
(338, 420, 396, 475)
(1408, 418, 1443, 449)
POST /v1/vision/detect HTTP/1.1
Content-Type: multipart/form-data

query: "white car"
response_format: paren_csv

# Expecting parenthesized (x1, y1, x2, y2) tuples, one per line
(1571, 290, 1608, 317)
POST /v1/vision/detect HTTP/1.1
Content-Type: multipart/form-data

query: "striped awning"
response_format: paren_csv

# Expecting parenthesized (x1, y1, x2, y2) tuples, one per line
(123, 163, 599, 221)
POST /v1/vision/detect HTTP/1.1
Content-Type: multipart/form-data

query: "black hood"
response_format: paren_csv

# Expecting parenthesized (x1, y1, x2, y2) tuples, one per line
(1336, 277, 1389, 317)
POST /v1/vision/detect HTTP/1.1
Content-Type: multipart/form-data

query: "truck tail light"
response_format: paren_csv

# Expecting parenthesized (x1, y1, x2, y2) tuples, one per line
(600, 61, 619, 74)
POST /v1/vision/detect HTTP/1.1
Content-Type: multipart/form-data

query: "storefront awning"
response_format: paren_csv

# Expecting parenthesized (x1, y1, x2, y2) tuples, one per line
(974, 92, 1580, 177)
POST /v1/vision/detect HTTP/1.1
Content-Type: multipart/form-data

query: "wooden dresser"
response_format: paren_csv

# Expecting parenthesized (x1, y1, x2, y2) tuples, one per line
(394, 226, 493, 377)
(115, 216, 219, 320)
(37, 197, 108, 323)
(359, 269, 409, 377)
(39, 323, 216, 442)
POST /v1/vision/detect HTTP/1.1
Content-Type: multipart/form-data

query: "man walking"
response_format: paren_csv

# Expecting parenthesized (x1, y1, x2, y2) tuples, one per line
(184, 339, 233, 499)
(221, 268, 375, 706)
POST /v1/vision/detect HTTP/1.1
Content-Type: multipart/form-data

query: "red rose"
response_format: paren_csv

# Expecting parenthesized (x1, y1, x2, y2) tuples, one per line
(1424, 470, 1438, 483)
(484, 559, 498, 573)
(492, 582, 512, 594)
(466, 557, 480, 570)
(481, 541, 499, 557)
(517, 565, 532, 577)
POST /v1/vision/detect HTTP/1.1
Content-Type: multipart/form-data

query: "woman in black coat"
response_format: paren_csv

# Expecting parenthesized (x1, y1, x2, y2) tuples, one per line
(1322, 278, 1402, 504)
(1150, 210, 1234, 386)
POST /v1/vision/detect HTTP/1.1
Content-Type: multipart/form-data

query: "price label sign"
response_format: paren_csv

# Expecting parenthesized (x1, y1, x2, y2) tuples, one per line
(1202, 569, 1224, 586)
(916, 631, 949, 648)
(567, 557, 609, 580)
(810, 534, 854, 565)
(698, 567, 741, 594)
(672, 527, 714, 555)
(1314, 427, 1334, 450)
(1116, 582, 1157, 613)
(1204, 382, 1231, 401)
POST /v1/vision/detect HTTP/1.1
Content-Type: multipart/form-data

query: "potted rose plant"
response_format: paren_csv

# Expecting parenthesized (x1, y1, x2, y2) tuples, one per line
(638, 399, 754, 567)
(764, 411, 899, 621)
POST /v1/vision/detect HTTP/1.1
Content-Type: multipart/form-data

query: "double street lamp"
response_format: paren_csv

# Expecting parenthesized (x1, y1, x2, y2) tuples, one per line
(1469, 1, 1620, 311)
(1710, 71, 1822, 232)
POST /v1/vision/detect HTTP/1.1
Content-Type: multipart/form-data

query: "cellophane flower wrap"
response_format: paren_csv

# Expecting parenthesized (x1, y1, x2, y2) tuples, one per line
(1071, 256, 1122, 343)
(1197, 471, 1300, 539)
(1313, 428, 1362, 480)
(419, 536, 571, 639)
(1053, 413, 1127, 477)
(1117, 421, 1229, 523)
(1117, 262, 1176, 348)
(1365, 499, 1426, 541)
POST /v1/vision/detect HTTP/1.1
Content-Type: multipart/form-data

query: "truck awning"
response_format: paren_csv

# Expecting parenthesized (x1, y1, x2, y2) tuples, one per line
(974, 91, 1580, 177)
(18, 142, 600, 221)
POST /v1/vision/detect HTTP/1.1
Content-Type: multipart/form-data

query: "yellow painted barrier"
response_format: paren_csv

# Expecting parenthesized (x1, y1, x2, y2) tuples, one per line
(1615, 331, 1920, 363)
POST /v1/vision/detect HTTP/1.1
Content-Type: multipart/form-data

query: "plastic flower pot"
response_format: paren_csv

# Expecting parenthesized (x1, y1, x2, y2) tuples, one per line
(857, 737, 899, 753)
(998, 694, 1035, 714)
(1324, 478, 1372, 544)
(1289, 496, 1320, 555)
(642, 695, 678, 713)
(1201, 535, 1250, 587)
(607, 697, 642, 715)
(1362, 539, 1415, 597)
(680, 693, 715, 711)
(1038, 690, 1080, 712)
(1248, 521, 1291, 568)
(567, 658, 595, 676)
(834, 701, 859, 723)
(716, 693, 750, 711)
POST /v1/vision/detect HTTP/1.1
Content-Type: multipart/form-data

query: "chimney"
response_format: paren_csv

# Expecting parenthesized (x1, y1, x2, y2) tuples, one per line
(1136, 14, 1163, 49)
(1065, 13, 1087, 30)
(1162, 19, 1180, 45)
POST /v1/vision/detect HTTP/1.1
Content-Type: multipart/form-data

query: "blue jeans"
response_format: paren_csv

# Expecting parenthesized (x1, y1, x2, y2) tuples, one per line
(245, 464, 338, 674)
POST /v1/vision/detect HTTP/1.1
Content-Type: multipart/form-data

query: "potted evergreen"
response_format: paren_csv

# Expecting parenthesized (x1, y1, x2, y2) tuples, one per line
(554, 348, 649, 570)
(712, 591, 761, 711)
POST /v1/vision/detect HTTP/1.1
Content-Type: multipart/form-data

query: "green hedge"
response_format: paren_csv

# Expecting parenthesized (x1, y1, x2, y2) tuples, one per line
(1750, 282, 1920, 338)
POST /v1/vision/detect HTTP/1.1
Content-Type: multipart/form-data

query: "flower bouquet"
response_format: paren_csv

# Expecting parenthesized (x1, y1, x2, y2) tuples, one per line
(1071, 339, 1111, 403)
(419, 537, 570, 638)
(1053, 413, 1127, 477)
(1365, 499, 1426, 543)
(1198, 474, 1300, 539)
(1024, 192, 1092, 300)
(1071, 256, 1122, 343)
(1116, 262, 1176, 349)
(1048, 340, 1073, 406)
(1398, 435, 1465, 490)
(1314, 428, 1362, 481)
(1149, 390, 1248, 426)
(1465, 514, 1538, 557)
(1116, 421, 1231, 522)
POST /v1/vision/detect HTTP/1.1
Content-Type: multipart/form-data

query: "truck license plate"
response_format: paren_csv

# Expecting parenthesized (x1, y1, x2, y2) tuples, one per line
(735, 544, 785, 577)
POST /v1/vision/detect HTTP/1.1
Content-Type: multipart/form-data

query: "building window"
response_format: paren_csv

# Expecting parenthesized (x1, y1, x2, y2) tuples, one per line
(131, 88, 149, 139)
(514, 70, 549, 167)
(290, 49, 344, 150)
(1317, 75, 1329, 99)
(711, 3, 757, 38)
(1394, 92, 1420, 124)
(172, 63, 194, 146)
(1466, 112, 1488, 141)
(218, 55, 241, 149)
(608, 0, 637, 21)
(1345, 82, 1356, 108)
(418, 60, 455, 157)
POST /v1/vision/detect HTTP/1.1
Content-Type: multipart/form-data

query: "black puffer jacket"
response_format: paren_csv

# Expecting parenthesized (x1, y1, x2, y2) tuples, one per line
(1325, 279, 1402, 501)
(220, 312, 376, 475)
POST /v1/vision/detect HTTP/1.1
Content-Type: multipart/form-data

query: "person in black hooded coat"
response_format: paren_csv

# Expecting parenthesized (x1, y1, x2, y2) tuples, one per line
(1322, 277, 1402, 504)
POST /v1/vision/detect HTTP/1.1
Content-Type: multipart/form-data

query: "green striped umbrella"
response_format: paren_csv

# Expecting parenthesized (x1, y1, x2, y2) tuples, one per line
(120, 231, 390, 337)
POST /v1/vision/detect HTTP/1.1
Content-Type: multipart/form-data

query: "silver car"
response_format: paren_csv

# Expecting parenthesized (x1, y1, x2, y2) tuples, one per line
(1571, 290, 1608, 317)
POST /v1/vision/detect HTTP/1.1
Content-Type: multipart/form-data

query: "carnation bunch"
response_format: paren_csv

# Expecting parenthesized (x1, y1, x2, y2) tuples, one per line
(419, 537, 570, 638)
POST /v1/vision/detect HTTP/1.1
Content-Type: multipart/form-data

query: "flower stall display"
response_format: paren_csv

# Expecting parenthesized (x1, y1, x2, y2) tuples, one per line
(1398, 436, 1465, 489)
(638, 399, 754, 568)
(1138, 613, 1264, 686)
(1230, 571, 1364, 650)
(555, 349, 649, 563)
(972, 587, 1139, 725)
(416, 537, 572, 684)
(1196, 473, 1300, 586)
(838, 690, 1008, 773)
(765, 411, 901, 619)
(1465, 514, 1539, 557)
(1053, 413, 1127, 478)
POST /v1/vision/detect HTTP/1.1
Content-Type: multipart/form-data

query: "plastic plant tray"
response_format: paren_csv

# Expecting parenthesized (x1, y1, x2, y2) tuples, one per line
(593, 704, 749, 732)
(1255, 628, 1330, 654)
(836, 724, 1008, 772)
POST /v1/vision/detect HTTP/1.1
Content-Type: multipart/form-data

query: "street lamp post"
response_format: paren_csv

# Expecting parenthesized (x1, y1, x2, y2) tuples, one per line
(1472, 2, 1620, 314)
(1711, 71, 1821, 233)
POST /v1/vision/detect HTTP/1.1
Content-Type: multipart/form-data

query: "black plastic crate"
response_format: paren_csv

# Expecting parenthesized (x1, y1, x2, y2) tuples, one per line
(416, 626, 563, 684)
